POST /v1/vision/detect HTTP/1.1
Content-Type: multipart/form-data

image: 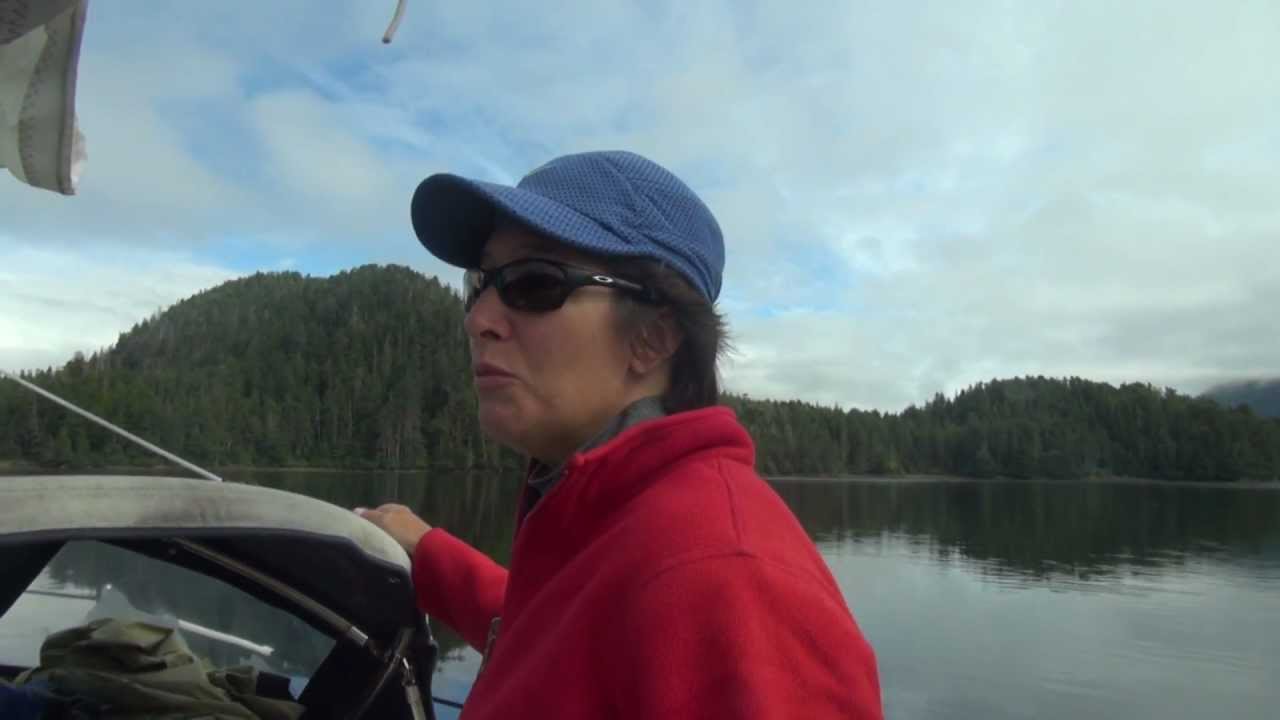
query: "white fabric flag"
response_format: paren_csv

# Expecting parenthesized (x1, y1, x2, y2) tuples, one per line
(0, 0, 88, 195)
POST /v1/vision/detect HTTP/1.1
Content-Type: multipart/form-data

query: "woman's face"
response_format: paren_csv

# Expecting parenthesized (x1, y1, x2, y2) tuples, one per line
(463, 224, 641, 462)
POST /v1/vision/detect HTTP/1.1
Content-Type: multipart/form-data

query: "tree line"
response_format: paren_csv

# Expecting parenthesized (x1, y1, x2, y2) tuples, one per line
(2, 265, 1277, 482)
(727, 378, 1279, 481)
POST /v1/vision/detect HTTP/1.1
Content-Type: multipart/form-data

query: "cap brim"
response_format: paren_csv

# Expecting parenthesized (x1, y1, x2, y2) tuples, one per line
(410, 174, 502, 268)
(413, 170, 670, 270)
(412, 174, 597, 269)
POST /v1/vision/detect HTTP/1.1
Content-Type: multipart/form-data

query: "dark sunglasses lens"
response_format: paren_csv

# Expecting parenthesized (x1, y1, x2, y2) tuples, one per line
(501, 265, 571, 311)
(462, 269, 485, 311)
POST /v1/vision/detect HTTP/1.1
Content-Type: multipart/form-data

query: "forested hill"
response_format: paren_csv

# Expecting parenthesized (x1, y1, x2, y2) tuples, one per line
(2, 265, 1278, 482)
(1, 265, 501, 471)
(1204, 379, 1280, 419)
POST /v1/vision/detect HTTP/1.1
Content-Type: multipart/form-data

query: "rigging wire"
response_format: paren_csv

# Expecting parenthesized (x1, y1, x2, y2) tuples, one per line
(0, 369, 222, 482)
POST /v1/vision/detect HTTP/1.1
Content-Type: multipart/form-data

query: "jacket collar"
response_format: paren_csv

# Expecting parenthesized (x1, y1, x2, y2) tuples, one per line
(507, 406, 755, 603)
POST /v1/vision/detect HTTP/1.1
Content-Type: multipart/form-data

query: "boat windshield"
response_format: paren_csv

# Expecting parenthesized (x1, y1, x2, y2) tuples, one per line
(0, 540, 335, 690)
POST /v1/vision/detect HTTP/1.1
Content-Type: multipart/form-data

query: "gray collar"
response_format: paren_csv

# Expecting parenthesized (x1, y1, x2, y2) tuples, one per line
(526, 396, 667, 501)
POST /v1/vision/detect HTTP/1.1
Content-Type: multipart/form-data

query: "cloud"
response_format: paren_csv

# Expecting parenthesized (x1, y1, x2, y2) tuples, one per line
(0, 239, 241, 372)
(707, 1, 1280, 409)
(2, 0, 1277, 410)
(249, 90, 399, 217)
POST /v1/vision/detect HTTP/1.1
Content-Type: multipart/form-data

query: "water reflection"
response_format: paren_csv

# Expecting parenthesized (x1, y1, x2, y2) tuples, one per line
(769, 478, 1280, 720)
(770, 478, 1280, 582)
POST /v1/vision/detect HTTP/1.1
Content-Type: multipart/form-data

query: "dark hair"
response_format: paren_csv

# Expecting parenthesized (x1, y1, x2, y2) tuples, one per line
(609, 259, 732, 414)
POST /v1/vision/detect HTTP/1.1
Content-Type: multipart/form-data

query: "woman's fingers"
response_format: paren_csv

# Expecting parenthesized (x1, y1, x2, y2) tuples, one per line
(354, 503, 432, 554)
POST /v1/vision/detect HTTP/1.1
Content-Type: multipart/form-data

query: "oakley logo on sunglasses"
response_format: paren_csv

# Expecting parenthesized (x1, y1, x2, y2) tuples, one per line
(463, 259, 658, 313)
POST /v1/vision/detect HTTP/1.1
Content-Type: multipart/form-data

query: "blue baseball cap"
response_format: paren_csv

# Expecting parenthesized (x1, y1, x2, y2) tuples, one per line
(410, 150, 725, 302)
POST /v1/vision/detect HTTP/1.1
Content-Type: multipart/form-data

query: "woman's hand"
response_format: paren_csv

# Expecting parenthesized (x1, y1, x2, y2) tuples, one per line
(355, 503, 433, 555)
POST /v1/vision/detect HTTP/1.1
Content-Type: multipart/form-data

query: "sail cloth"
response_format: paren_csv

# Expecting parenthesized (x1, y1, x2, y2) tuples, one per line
(0, 0, 88, 195)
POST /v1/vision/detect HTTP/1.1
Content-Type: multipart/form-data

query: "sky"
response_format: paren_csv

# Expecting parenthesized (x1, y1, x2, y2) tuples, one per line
(1, 0, 1277, 412)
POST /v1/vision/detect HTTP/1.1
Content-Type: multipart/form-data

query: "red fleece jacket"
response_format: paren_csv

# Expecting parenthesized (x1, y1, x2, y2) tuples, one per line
(412, 406, 882, 719)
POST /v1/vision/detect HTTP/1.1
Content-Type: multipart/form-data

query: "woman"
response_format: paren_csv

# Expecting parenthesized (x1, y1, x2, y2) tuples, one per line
(358, 150, 882, 718)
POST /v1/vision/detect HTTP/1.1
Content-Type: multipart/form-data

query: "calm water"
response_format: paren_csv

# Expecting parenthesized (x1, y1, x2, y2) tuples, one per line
(227, 470, 1280, 718)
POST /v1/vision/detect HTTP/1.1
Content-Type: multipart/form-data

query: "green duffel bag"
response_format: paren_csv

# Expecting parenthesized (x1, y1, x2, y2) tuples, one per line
(16, 618, 304, 720)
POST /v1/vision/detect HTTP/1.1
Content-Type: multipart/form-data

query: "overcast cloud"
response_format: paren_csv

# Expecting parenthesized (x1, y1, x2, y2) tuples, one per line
(1, 0, 1276, 411)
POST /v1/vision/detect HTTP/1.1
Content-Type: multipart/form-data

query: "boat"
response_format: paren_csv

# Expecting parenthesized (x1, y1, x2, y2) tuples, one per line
(0, 473, 462, 718)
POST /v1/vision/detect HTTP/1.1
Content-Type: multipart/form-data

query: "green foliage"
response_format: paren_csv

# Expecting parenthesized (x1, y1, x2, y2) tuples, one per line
(0, 265, 519, 473)
(2, 266, 1278, 482)
(728, 377, 1280, 482)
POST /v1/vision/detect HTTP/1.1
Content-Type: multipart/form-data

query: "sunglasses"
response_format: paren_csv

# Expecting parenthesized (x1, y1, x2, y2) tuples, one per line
(463, 258, 659, 313)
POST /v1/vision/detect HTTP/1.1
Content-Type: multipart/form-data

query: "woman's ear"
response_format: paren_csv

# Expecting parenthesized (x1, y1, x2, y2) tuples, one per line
(629, 310, 682, 376)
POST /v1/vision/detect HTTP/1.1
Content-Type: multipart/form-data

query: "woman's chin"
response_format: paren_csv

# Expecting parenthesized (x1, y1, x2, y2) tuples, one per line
(478, 402, 523, 451)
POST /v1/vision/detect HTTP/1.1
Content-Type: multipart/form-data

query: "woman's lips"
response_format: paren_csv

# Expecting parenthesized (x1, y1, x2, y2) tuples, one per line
(473, 362, 517, 388)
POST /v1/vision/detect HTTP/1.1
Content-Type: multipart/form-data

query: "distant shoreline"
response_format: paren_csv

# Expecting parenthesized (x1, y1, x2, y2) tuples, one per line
(767, 473, 1280, 489)
(3, 460, 1274, 486)
(0, 461, 495, 476)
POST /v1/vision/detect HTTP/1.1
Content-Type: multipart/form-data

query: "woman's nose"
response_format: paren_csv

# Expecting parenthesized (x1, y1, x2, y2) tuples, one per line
(463, 284, 508, 340)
